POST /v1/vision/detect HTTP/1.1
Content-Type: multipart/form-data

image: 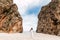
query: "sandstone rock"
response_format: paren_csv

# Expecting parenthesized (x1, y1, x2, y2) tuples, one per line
(0, 0, 23, 33)
(36, 0, 60, 36)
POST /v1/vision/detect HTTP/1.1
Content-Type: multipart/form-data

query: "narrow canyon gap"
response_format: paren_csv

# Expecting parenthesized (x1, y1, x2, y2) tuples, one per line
(14, 0, 51, 31)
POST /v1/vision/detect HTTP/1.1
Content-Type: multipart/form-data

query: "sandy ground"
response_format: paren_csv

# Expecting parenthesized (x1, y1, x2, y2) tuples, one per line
(0, 32, 60, 40)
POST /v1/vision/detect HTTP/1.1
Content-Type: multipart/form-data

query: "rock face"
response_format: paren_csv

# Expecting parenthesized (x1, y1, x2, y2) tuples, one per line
(0, 0, 23, 33)
(36, 0, 60, 36)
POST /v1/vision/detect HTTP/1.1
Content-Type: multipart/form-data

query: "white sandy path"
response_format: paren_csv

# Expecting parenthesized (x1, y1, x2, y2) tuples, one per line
(0, 32, 60, 40)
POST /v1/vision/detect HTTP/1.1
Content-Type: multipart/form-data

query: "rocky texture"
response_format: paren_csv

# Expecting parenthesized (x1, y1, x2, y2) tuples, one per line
(0, 0, 23, 33)
(36, 0, 60, 36)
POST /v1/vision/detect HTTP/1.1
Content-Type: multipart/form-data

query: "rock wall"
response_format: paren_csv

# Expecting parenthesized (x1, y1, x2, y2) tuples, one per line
(0, 0, 23, 33)
(36, 0, 60, 36)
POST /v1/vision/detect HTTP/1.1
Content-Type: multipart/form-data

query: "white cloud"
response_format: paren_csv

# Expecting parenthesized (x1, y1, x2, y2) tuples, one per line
(13, 0, 51, 31)
(13, 0, 45, 15)
(40, 0, 51, 6)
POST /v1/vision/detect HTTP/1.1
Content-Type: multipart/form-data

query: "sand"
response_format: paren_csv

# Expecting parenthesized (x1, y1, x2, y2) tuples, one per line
(0, 32, 60, 40)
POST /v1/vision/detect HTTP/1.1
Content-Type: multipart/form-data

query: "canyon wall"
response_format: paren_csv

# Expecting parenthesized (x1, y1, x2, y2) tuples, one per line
(36, 0, 60, 36)
(0, 0, 23, 33)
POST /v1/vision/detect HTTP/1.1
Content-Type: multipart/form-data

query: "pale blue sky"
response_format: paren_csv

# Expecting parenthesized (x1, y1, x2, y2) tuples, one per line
(26, 6, 41, 15)
(14, 0, 51, 31)
(25, 0, 51, 16)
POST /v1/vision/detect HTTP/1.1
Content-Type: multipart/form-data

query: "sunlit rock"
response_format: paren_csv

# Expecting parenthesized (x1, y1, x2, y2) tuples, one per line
(0, 0, 23, 33)
(36, 0, 60, 36)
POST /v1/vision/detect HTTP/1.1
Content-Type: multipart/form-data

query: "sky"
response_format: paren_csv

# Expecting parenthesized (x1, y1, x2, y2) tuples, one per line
(13, 0, 51, 32)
